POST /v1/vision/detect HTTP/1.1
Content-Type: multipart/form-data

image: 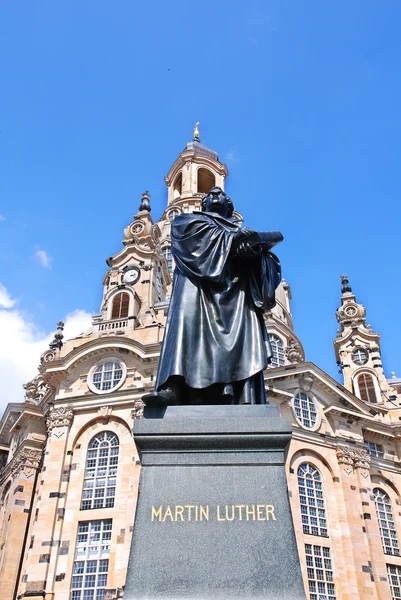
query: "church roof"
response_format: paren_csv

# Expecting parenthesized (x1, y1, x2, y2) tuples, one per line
(183, 140, 219, 161)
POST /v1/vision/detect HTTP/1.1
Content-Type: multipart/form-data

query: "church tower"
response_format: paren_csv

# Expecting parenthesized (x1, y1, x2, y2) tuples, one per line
(334, 275, 391, 405)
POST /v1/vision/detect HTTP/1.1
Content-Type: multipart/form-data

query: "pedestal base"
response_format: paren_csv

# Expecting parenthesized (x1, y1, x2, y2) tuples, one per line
(124, 405, 305, 600)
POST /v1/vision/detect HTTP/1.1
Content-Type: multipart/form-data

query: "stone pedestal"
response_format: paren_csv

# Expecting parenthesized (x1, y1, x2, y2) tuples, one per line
(124, 405, 305, 600)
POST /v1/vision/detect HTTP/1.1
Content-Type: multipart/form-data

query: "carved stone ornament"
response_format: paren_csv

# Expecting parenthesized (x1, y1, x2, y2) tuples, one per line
(298, 373, 314, 393)
(336, 445, 371, 471)
(98, 406, 113, 417)
(42, 350, 55, 363)
(131, 401, 144, 420)
(46, 406, 74, 432)
(285, 338, 302, 364)
(152, 224, 161, 243)
(353, 449, 371, 471)
(23, 375, 49, 405)
(0, 448, 43, 484)
(336, 446, 354, 467)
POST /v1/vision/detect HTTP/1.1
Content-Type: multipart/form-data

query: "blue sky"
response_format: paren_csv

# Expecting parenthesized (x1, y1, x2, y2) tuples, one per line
(1, 1, 401, 407)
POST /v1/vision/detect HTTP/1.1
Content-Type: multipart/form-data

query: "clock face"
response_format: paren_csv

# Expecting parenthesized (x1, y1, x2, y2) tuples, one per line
(123, 267, 140, 285)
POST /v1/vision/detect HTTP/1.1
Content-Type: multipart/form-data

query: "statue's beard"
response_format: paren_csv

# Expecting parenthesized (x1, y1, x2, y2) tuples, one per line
(207, 201, 228, 217)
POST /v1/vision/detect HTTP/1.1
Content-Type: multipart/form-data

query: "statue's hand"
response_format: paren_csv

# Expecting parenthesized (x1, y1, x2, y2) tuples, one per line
(236, 240, 262, 259)
(230, 228, 262, 260)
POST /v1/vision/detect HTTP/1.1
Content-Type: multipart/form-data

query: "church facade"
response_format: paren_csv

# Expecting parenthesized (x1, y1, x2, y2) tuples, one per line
(1, 136, 401, 600)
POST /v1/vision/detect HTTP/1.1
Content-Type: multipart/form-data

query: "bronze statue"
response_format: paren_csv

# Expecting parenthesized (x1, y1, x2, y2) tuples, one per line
(143, 187, 283, 406)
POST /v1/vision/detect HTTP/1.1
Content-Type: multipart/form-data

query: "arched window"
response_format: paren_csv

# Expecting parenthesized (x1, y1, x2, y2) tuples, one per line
(197, 168, 215, 194)
(298, 463, 328, 537)
(269, 334, 285, 367)
(293, 393, 318, 429)
(111, 292, 129, 319)
(357, 373, 377, 403)
(173, 172, 182, 199)
(161, 246, 173, 273)
(373, 488, 400, 556)
(81, 432, 119, 510)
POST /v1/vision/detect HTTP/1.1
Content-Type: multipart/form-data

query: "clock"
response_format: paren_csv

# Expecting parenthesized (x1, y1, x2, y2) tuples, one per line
(122, 267, 140, 285)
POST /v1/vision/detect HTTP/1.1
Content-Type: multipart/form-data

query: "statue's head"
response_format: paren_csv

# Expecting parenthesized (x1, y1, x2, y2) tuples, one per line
(202, 187, 234, 218)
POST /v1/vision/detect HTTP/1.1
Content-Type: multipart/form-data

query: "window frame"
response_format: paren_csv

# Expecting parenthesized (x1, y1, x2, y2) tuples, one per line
(297, 463, 329, 538)
(268, 333, 286, 368)
(87, 358, 127, 395)
(161, 245, 173, 273)
(167, 208, 181, 222)
(81, 432, 120, 511)
(110, 291, 130, 320)
(291, 390, 321, 432)
(387, 564, 401, 600)
(305, 543, 336, 600)
(364, 440, 384, 459)
(70, 519, 112, 600)
(352, 347, 368, 366)
(353, 369, 380, 403)
(373, 488, 400, 557)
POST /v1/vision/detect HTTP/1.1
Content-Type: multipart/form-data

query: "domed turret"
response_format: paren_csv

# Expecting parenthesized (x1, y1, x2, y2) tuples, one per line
(334, 275, 391, 405)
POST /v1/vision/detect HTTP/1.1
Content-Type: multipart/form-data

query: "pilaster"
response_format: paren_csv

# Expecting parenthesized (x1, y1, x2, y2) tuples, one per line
(335, 445, 391, 598)
(18, 407, 73, 600)
(0, 446, 43, 600)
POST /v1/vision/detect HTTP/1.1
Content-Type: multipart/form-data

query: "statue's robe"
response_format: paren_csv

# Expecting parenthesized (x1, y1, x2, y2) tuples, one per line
(155, 211, 281, 404)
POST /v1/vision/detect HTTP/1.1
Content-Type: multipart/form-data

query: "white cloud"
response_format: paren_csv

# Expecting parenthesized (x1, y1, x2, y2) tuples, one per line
(35, 249, 53, 269)
(0, 284, 93, 413)
(224, 147, 239, 163)
(0, 215, 5, 221)
(0, 283, 16, 308)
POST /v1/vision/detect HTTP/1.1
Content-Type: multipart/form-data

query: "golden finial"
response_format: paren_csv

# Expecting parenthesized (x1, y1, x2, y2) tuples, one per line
(193, 121, 200, 141)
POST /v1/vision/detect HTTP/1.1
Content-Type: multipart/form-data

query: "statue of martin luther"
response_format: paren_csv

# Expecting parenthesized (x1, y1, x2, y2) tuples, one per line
(143, 186, 283, 406)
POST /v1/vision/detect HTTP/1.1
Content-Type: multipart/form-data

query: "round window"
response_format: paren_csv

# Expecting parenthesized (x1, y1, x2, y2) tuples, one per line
(130, 222, 144, 235)
(88, 359, 126, 394)
(352, 348, 368, 365)
(167, 209, 180, 222)
(345, 305, 357, 317)
(292, 392, 319, 430)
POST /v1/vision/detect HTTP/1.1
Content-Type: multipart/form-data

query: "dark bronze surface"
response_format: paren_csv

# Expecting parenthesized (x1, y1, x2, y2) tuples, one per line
(144, 188, 283, 406)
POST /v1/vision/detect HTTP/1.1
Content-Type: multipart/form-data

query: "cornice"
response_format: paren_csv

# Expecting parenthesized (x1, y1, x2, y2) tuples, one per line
(40, 337, 161, 383)
(9, 404, 45, 435)
(334, 327, 380, 348)
(165, 150, 228, 184)
(0, 404, 23, 445)
(265, 361, 377, 418)
(106, 243, 155, 267)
